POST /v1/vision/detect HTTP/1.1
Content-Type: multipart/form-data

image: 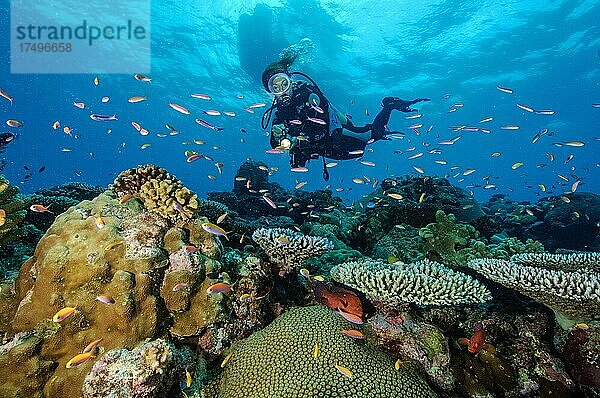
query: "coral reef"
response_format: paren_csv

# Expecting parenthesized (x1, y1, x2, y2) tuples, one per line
(370, 224, 426, 263)
(252, 227, 333, 273)
(468, 253, 600, 328)
(484, 193, 600, 252)
(0, 175, 27, 246)
(35, 182, 105, 202)
(419, 210, 480, 266)
(369, 313, 454, 391)
(82, 338, 197, 398)
(0, 187, 226, 397)
(562, 324, 600, 395)
(331, 258, 491, 307)
(111, 164, 199, 223)
(361, 176, 485, 249)
(203, 305, 437, 398)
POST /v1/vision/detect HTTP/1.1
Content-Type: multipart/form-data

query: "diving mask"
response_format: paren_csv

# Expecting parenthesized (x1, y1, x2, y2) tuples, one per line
(267, 73, 292, 96)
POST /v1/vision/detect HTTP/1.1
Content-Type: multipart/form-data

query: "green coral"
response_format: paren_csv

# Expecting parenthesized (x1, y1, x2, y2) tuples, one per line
(0, 175, 27, 246)
(304, 248, 364, 278)
(419, 210, 479, 266)
(204, 305, 436, 398)
(371, 224, 426, 264)
(419, 211, 545, 266)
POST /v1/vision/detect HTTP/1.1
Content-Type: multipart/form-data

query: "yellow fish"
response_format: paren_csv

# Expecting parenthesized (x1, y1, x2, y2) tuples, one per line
(221, 352, 233, 368)
(313, 342, 319, 359)
(66, 352, 94, 368)
(52, 306, 76, 322)
(334, 364, 353, 378)
(186, 369, 192, 388)
(395, 359, 403, 370)
(104, 240, 124, 251)
(83, 338, 104, 354)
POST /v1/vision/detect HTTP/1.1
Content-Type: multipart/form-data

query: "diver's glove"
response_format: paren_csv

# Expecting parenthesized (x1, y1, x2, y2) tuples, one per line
(382, 97, 430, 112)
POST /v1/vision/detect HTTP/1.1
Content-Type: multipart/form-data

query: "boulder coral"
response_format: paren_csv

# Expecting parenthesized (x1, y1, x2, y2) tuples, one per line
(82, 338, 197, 398)
(0, 189, 224, 397)
(204, 305, 437, 398)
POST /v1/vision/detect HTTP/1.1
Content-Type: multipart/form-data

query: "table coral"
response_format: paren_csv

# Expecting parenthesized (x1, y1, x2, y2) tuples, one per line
(204, 305, 437, 398)
(251, 227, 333, 273)
(467, 253, 600, 328)
(331, 258, 492, 307)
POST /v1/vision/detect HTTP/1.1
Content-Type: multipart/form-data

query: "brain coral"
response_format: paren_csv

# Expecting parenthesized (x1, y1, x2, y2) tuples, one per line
(111, 164, 199, 223)
(251, 227, 333, 272)
(204, 305, 437, 398)
(331, 259, 491, 306)
(467, 252, 600, 328)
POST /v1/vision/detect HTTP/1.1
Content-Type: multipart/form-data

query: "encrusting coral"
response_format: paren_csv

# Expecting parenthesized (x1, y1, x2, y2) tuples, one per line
(203, 305, 437, 398)
(82, 338, 196, 398)
(331, 258, 492, 307)
(111, 164, 199, 223)
(251, 227, 333, 273)
(467, 252, 600, 328)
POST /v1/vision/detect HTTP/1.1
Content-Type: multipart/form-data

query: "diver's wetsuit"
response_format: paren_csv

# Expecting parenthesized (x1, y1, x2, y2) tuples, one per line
(269, 81, 406, 168)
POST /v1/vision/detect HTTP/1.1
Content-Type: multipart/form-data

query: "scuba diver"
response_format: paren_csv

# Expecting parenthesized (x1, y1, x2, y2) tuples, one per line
(261, 55, 429, 180)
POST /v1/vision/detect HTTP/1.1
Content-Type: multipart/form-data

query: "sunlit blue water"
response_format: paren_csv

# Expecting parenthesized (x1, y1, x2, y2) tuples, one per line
(0, 0, 598, 203)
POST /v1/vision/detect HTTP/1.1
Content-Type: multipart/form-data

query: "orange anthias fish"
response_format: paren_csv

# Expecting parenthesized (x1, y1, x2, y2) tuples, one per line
(458, 323, 494, 354)
(30, 204, 53, 214)
(313, 281, 363, 321)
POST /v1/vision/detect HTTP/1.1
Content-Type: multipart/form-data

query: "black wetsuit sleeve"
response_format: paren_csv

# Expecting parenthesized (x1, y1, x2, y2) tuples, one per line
(342, 120, 372, 134)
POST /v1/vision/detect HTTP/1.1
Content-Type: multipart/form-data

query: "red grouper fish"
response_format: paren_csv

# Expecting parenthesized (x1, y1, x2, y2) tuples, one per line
(313, 281, 363, 321)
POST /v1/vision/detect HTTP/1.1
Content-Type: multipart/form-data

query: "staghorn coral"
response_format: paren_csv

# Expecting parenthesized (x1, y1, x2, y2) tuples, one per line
(331, 258, 492, 307)
(203, 305, 436, 398)
(251, 227, 333, 273)
(111, 164, 199, 223)
(0, 175, 27, 246)
(82, 338, 196, 398)
(467, 253, 600, 328)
